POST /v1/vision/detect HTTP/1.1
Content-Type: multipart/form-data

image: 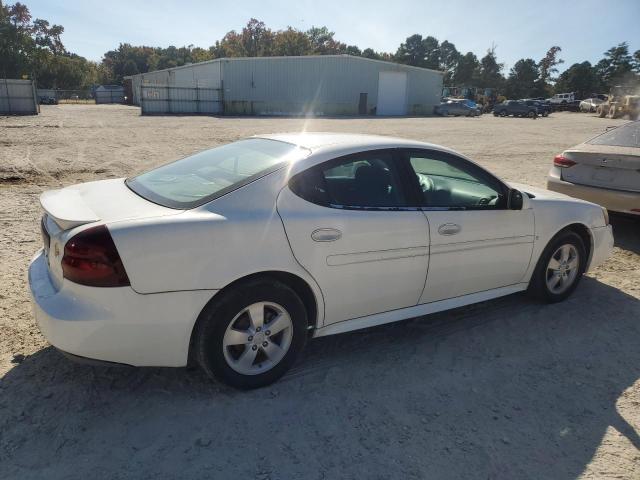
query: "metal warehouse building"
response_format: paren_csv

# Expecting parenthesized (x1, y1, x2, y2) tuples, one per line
(128, 55, 443, 116)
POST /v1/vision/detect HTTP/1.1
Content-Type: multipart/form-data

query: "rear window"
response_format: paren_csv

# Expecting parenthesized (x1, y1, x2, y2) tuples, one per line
(588, 122, 640, 148)
(126, 139, 309, 209)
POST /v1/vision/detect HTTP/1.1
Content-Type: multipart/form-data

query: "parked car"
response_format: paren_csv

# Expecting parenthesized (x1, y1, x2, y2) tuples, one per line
(434, 100, 481, 117)
(493, 100, 538, 118)
(39, 95, 57, 105)
(547, 92, 575, 105)
(548, 121, 640, 217)
(522, 99, 551, 117)
(579, 98, 605, 112)
(30, 134, 613, 389)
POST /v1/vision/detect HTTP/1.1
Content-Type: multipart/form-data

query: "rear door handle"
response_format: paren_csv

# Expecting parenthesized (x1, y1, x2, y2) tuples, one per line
(311, 228, 342, 242)
(438, 223, 461, 236)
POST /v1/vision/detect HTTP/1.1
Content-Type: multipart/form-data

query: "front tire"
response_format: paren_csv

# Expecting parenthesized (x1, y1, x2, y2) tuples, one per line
(529, 231, 586, 303)
(194, 278, 308, 389)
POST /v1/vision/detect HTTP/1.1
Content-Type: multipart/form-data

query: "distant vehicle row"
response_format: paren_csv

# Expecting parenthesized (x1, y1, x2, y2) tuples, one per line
(492, 100, 554, 118)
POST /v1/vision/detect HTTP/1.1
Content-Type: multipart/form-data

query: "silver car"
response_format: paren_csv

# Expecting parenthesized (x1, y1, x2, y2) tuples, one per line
(547, 121, 640, 216)
(579, 98, 604, 113)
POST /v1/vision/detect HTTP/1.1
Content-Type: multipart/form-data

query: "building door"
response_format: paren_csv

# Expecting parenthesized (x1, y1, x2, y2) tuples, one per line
(358, 93, 368, 114)
(377, 71, 407, 115)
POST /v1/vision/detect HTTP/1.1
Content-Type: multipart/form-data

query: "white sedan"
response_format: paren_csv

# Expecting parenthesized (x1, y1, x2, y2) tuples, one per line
(29, 134, 614, 388)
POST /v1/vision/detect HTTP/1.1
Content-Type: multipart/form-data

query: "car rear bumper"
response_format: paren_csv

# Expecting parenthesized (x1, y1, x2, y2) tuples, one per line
(547, 170, 640, 216)
(28, 250, 216, 367)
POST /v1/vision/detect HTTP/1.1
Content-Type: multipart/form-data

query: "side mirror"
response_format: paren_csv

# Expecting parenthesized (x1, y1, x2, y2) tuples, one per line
(509, 189, 524, 210)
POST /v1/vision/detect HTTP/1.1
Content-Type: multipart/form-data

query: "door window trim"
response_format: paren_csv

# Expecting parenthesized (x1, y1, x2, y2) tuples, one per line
(400, 148, 510, 211)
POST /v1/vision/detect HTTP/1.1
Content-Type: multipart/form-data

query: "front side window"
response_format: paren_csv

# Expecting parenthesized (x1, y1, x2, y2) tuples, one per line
(290, 150, 408, 208)
(407, 151, 506, 209)
(127, 139, 309, 209)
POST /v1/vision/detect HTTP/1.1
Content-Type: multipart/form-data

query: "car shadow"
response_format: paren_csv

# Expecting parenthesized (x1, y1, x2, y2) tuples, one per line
(611, 213, 640, 254)
(1, 277, 639, 479)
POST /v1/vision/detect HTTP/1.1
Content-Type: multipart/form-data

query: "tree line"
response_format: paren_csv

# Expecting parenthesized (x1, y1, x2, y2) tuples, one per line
(2, 2, 639, 98)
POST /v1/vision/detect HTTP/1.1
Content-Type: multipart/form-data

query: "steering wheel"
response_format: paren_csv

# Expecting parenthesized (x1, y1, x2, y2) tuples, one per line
(477, 195, 497, 206)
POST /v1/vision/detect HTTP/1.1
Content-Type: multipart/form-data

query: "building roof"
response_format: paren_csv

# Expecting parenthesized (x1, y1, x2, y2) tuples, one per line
(128, 55, 444, 78)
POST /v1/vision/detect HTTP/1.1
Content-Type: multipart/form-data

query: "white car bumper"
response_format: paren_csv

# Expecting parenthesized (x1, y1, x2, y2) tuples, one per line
(588, 225, 614, 271)
(28, 250, 215, 367)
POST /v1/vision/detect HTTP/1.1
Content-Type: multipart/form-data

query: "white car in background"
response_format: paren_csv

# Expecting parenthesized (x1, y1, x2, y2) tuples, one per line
(29, 134, 614, 389)
(579, 98, 604, 113)
(548, 121, 640, 216)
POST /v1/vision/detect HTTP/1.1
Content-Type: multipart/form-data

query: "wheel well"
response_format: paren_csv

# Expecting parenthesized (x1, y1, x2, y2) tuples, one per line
(563, 223, 592, 266)
(187, 271, 319, 367)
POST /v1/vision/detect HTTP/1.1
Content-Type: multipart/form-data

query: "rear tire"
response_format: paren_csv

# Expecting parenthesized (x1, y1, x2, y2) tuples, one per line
(499, 110, 507, 117)
(528, 231, 586, 303)
(194, 278, 308, 389)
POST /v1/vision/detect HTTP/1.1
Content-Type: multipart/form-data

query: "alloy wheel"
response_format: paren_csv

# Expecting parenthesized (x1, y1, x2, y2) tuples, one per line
(545, 244, 579, 295)
(222, 302, 293, 375)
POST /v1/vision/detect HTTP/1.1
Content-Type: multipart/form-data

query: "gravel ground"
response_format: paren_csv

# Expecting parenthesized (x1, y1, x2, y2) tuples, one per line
(0, 105, 638, 479)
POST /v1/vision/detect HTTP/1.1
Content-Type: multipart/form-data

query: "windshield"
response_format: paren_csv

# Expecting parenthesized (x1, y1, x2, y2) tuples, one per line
(127, 138, 310, 209)
(588, 121, 640, 148)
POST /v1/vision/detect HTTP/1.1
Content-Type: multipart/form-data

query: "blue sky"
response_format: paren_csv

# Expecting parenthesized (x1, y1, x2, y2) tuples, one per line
(26, 0, 640, 72)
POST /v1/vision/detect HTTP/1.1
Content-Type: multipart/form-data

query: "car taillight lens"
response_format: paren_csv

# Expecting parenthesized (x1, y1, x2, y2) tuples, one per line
(62, 225, 130, 287)
(554, 155, 577, 168)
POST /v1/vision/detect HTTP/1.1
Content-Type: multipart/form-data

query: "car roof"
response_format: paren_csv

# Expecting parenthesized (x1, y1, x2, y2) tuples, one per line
(254, 132, 448, 152)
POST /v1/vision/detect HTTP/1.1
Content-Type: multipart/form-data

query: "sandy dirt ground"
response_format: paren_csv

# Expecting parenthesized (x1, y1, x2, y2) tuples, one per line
(1, 105, 639, 479)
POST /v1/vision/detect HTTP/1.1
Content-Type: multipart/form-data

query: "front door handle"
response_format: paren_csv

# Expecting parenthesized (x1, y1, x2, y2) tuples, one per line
(311, 228, 342, 242)
(438, 223, 461, 236)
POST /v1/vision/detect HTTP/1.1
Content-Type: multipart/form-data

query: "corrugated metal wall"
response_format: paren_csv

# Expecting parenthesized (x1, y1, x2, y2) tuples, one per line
(221, 56, 442, 115)
(95, 87, 125, 104)
(140, 85, 222, 114)
(130, 61, 222, 106)
(128, 56, 443, 116)
(0, 79, 39, 115)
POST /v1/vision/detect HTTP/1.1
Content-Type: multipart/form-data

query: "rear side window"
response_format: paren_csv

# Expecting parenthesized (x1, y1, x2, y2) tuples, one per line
(588, 122, 640, 148)
(290, 151, 408, 208)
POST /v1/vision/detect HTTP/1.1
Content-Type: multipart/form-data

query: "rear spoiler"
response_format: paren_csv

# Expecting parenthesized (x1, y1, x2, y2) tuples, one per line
(40, 189, 100, 230)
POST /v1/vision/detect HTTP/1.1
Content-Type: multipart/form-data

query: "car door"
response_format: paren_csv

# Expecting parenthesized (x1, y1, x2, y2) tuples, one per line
(277, 149, 430, 326)
(452, 102, 464, 115)
(514, 101, 526, 115)
(403, 148, 535, 304)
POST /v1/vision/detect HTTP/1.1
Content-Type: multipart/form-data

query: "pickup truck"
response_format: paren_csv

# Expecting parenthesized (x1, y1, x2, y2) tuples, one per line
(493, 100, 538, 118)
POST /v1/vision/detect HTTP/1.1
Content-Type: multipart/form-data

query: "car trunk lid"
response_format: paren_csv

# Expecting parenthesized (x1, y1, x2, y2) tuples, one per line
(561, 144, 640, 193)
(40, 178, 181, 230)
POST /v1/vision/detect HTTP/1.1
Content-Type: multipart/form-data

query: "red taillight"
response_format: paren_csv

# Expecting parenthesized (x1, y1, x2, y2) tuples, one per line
(62, 225, 130, 287)
(554, 155, 577, 168)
